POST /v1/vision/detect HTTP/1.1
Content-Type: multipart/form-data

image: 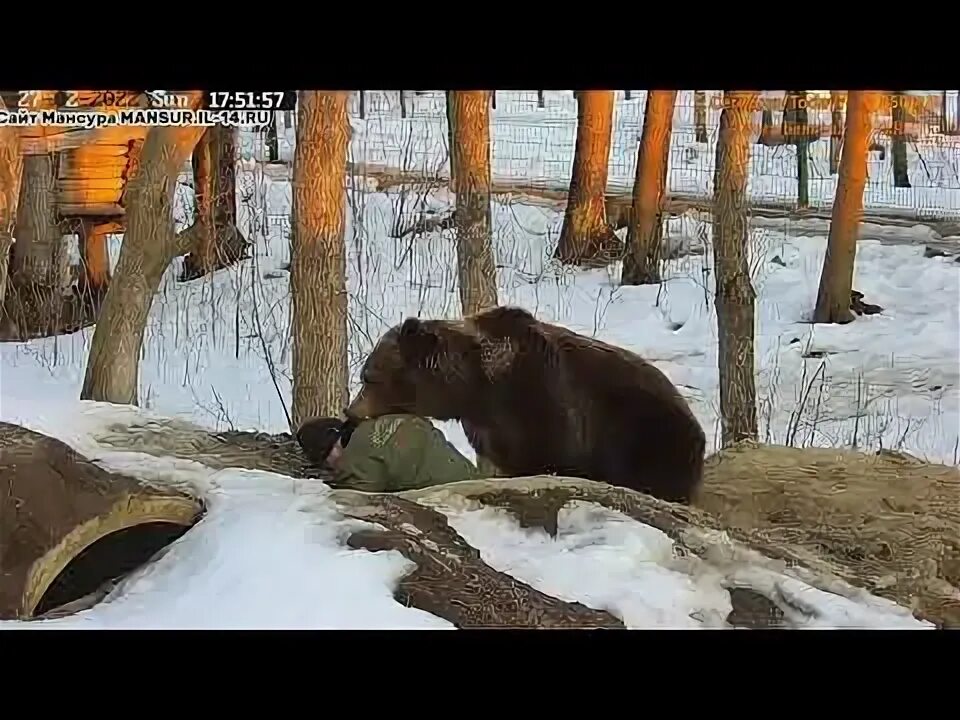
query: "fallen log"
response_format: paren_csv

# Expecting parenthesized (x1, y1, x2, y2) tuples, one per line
(697, 441, 960, 629)
(335, 490, 623, 629)
(0, 422, 204, 620)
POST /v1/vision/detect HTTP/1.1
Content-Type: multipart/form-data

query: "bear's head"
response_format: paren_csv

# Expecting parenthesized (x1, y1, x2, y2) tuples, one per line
(345, 316, 491, 423)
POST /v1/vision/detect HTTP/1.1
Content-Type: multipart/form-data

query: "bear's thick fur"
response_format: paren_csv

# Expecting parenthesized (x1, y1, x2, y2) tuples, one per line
(346, 306, 706, 503)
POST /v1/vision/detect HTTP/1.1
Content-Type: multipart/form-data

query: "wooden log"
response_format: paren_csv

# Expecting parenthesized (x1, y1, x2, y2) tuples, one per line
(0, 422, 203, 620)
(335, 491, 624, 629)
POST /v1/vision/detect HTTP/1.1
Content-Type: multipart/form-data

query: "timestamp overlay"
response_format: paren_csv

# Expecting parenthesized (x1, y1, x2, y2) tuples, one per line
(203, 91, 297, 111)
(0, 107, 274, 129)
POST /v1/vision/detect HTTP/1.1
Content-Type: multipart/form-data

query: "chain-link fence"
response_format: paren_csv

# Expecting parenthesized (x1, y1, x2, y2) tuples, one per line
(260, 90, 960, 223)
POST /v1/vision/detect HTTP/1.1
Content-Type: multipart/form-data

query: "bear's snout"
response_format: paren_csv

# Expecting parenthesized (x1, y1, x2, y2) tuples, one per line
(345, 391, 374, 421)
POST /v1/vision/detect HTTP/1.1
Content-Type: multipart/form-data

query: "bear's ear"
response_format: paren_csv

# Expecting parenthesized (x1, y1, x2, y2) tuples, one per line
(400, 317, 422, 337)
(398, 318, 440, 364)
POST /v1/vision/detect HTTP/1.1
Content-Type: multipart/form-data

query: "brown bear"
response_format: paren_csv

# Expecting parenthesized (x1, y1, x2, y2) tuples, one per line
(345, 306, 706, 504)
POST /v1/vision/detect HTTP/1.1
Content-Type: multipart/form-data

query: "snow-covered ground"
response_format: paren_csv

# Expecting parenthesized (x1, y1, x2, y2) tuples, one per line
(0, 92, 957, 628)
(0, 402, 933, 629)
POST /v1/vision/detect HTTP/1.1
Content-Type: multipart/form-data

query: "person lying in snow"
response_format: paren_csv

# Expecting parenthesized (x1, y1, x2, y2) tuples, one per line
(296, 415, 484, 492)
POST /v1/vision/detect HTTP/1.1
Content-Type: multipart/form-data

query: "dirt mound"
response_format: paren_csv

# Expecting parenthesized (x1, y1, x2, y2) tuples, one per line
(696, 441, 960, 628)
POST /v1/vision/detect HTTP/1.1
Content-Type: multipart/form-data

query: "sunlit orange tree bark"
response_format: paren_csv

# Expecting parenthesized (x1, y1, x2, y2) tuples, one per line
(0, 114, 22, 309)
(81, 97, 206, 404)
(622, 90, 676, 285)
(813, 91, 876, 325)
(448, 91, 498, 315)
(290, 91, 351, 429)
(8, 152, 66, 332)
(712, 91, 760, 447)
(179, 124, 247, 281)
(554, 91, 620, 267)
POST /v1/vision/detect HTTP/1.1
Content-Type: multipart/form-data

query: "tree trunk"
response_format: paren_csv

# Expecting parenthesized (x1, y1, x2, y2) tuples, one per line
(694, 91, 708, 143)
(554, 90, 620, 267)
(830, 91, 845, 174)
(265, 113, 279, 164)
(890, 91, 910, 188)
(179, 125, 247, 282)
(80, 120, 206, 405)
(448, 91, 498, 316)
(537, 91, 545, 109)
(77, 219, 111, 297)
(0, 422, 202, 620)
(0, 122, 23, 310)
(813, 90, 875, 323)
(813, 91, 875, 325)
(783, 91, 810, 208)
(622, 90, 677, 286)
(8, 152, 68, 335)
(712, 91, 759, 448)
(291, 91, 351, 429)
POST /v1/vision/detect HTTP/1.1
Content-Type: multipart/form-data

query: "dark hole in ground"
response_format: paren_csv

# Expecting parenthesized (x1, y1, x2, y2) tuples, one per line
(33, 522, 192, 617)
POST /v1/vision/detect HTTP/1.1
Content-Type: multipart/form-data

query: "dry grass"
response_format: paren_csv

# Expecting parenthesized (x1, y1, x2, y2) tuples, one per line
(696, 441, 960, 627)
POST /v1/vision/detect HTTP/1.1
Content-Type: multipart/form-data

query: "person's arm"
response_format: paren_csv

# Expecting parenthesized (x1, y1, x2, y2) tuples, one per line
(327, 420, 397, 493)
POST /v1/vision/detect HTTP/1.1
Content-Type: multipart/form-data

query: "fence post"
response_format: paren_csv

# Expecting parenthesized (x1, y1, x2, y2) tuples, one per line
(694, 91, 708, 143)
(782, 90, 809, 209)
(890, 90, 910, 188)
(830, 91, 844, 174)
(265, 113, 279, 164)
(445, 91, 456, 190)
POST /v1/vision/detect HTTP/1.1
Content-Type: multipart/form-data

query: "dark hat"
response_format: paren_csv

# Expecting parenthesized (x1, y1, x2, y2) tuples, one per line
(296, 417, 346, 466)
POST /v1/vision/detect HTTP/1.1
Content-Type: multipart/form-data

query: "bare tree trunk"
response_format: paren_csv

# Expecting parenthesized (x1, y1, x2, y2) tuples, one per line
(265, 114, 279, 164)
(890, 91, 910, 188)
(80, 120, 206, 405)
(8, 152, 67, 335)
(712, 91, 759, 448)
(537, 91, 545, 109)
(0, 122, 22, 309)
(830, 91, 844, 174)
(622, 90, 676, 286)
(783, 90, 809, 208)
(179, 125, 247, 282)
(554, 90, 620, 267)
(291, 91, 350, 429)
(694, 91, 708, 143)
(813, 91, 875, 325)
(449, 91, 498, 316)
(358, 91, 365, 120)
(77, 219, 111, 297)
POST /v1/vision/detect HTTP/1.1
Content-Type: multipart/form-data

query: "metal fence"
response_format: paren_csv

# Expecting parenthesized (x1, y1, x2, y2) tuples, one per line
(264, 90, 960, 223)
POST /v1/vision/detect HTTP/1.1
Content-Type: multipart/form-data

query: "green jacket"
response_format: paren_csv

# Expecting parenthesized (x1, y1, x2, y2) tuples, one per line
(329, 414, 484, 493)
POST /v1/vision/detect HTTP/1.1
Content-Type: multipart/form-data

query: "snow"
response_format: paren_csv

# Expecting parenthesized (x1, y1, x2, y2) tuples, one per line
(437, 500, 929, 630)
(0, 91, 956, 629)
(0, 401, 932, 629)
